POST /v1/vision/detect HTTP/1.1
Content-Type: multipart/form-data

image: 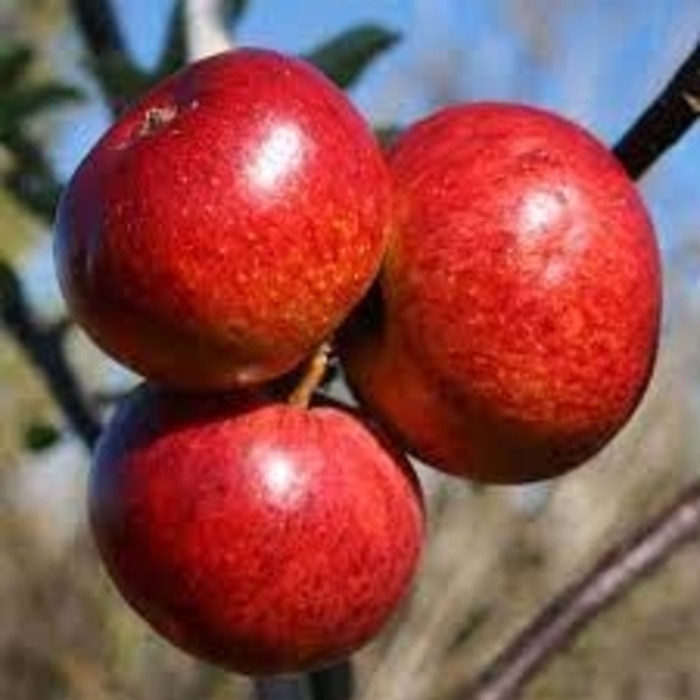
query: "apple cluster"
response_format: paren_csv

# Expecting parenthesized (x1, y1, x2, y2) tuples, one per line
(54, 48, 661, 675)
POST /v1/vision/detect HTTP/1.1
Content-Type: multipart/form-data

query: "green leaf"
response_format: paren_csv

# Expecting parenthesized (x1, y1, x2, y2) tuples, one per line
(305, 24, 400, 89)
(0, 44, 33, 88)
(23, 421, 62, 453)
(0, 84, 83, 137)
(155, 0, 187, 78)
(1, 132, 61, 221)
(0, 258, 22, 312)
(86, 54, 151, 105)
(5, 166, 61, 221)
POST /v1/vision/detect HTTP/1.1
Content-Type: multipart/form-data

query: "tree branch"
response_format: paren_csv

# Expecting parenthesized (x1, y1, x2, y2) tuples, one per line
(71, 0, 124, 60)
(459, 38, 700, 700)
(614, 39, 700, 178)
(254, 662, 354, 700)
(309, 661, 355, 700)
(70, 0, 127, 115)
(65, 3, 351, 699)
(0, 6, 124, 449)
(0, 258, 101, 449)
(185, 0, 234, 60)
(462, 483, 700, 700)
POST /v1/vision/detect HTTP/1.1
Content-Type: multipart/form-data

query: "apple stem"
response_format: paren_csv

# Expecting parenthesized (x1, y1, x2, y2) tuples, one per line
(288, 343, 331, 408)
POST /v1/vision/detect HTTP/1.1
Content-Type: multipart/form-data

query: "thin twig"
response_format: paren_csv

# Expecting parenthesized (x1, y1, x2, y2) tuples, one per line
(460, 38, 700, 700)
(0, 5, 126, 452)
(65, 5, 353, 700)
(71, 0, 124, 60)
(462, 483, 700, 700)
(614, 39, 700, 178)
(0, 258, 101, 448)
(185, 0, 234, 60)
(70, 0, 126, 115)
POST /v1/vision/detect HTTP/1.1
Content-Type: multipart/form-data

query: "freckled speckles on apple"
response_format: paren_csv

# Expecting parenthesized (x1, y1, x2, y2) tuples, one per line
(56, 48, 392, 389)
(343, 102, 661, 482)
(90, 389, 424, 674)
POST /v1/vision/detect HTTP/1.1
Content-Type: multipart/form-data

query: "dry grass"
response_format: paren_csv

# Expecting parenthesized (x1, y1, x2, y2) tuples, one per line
(3, 2, 700, 697)
(2, 303, 700, 700)
(352, 303, 700, 700)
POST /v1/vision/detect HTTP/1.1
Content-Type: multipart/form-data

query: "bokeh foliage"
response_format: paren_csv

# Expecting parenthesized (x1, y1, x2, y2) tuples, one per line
(2, 2, 700, 700)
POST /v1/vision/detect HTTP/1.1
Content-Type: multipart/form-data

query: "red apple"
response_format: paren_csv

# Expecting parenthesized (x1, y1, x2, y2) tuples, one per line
(341, 103, 662, 483)
(55, 48, 392, 389)
(89, 386, 424, 675)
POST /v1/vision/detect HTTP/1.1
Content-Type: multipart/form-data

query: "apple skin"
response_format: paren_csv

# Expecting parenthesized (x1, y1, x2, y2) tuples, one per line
(55, 48, 392, 389)
(89, 386, 424, 675)
(341, 103, 662, 483)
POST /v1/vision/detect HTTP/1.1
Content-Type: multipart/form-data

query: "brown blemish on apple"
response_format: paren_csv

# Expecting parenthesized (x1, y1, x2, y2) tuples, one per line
(56, 48, 392, 391)
(138, 106, 178, 138)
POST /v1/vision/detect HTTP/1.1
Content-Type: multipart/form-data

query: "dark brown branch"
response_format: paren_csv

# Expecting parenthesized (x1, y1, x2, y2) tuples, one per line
(462, 483, 700, 700)
(0, 258, 101, 448)
(255, 677, 312, 700)
(614, 39, 700, 178)
(254, 662, 354, 700)
(309, 661, 355, 700)
(71, 0, 124, 61)
(67, 7, 353, 699)
(460, 39, 700, 700)
(0, 5, 123, 448)
(70, 0, 126, 115)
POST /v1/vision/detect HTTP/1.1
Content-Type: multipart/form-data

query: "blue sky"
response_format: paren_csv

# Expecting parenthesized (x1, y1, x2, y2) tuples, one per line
(12, 0, 700, 535)
(51, 1, 700, 177)
(118, 0, 415, 61)
(26, 1, 700, 310)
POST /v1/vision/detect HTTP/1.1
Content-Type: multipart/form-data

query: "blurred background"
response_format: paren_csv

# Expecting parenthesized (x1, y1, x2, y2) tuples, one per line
(2, 1, 700, 699)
